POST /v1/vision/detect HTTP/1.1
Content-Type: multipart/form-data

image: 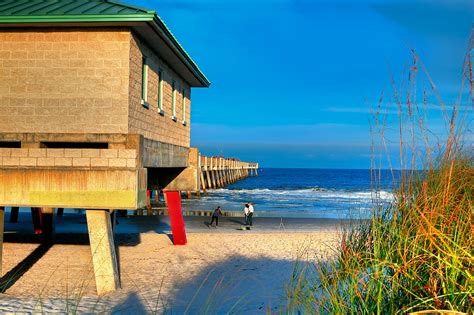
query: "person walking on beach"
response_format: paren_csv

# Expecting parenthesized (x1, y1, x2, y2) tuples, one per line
(210, 206, 222, 227)
(248, 202, 254, 226)
(244, 203, 250, 225)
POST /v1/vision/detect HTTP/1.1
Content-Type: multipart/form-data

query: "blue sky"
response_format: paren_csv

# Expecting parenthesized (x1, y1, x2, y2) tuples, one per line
(134, 0, 473, 168)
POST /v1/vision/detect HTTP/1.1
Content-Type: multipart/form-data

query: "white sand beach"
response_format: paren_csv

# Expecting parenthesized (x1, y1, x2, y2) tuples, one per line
(0, 214, 342, 314)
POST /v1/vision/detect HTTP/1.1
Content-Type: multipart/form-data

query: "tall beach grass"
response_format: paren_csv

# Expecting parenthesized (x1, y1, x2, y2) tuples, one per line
(286, 39, 473, 313)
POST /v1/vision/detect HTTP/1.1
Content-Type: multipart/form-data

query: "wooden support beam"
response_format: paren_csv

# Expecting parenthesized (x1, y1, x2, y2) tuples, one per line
(86, 210, 120, 295)
(215, 170, 220, 188)
(200, 169, 207, 193)
(223, 168, 229, 185)
(218, 170, 224, 187)
(213, 169, 219, 188)
(219, 159, 225, 187)
(217, 170, 222, 187)
(211, 169, 217, 189)
(205, 170, 212, 190)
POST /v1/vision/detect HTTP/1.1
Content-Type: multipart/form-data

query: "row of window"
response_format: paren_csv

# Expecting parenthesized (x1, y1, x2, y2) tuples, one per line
(141, 56, 187, 125)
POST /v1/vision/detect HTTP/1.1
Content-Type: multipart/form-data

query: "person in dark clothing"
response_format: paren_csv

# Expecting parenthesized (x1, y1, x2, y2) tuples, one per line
(244, 203, 250, 225)
(210, 206, 222, 227)
(248, 202, 254, 226)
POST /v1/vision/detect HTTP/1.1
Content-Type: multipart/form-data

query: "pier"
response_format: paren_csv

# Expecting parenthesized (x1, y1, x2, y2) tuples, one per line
(199, 156, 259, 192)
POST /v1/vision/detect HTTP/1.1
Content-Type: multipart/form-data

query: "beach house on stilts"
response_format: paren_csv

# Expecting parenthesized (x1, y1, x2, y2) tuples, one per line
(0, 0, 210, 294)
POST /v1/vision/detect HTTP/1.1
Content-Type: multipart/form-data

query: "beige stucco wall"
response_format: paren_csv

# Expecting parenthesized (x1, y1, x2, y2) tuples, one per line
(0, 28, 192, 148)
(0, 28, 130, 134)
(129, 33, 191, 148)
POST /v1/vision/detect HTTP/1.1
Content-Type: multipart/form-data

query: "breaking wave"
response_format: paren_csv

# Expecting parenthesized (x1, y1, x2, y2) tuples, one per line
(213, 188, 394, 201)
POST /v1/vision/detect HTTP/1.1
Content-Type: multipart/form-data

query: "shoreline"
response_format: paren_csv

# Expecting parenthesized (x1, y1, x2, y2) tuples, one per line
(3, 212, 359, 236)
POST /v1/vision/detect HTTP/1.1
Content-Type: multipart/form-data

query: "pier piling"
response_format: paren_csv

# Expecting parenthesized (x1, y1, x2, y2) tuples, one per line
(198, 156, 258, 193)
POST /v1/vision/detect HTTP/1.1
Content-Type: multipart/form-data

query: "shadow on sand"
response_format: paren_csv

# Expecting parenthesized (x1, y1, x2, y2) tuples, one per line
(1, 210, 173, 294)
(163, 256, 300, 314)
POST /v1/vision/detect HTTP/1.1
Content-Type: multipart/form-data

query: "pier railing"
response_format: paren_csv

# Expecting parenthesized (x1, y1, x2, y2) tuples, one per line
(199, 156, 258, 192)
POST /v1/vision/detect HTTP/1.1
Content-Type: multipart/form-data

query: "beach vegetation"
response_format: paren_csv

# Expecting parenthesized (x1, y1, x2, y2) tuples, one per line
(285, 41, 473, 314)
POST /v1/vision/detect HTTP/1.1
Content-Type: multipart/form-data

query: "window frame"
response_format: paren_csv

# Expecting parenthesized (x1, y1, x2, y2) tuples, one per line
(181, 87, 187, 125)
(171, 80, 177, 121)
(157, 69, 164, 115)
(141, 56, 148, 108)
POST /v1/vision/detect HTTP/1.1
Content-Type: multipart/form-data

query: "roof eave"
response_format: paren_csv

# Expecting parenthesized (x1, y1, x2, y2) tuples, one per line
(149, 16, 210, 88)
(0, 14, 154, 23)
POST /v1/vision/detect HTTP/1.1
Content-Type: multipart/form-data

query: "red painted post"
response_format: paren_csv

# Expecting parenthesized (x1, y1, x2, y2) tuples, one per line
(164, 191, 187, 245)
(31, 207, 43, 234)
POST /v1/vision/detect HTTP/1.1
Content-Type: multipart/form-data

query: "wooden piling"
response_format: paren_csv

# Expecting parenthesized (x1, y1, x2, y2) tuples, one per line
(200, 170, 207, 192)
(197, 155, 258, 193)
(218, 158, 224, 187)
(210, 158, 217, 188)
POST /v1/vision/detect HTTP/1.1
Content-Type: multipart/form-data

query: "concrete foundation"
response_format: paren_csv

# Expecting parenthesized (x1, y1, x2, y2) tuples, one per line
(86, 210, 120, 295)
(164, 148, 200, 191)
(0, 168, 147, 210)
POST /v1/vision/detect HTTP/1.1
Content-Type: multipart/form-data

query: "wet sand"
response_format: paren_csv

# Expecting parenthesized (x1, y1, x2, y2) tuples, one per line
(0, 212, 344, 313)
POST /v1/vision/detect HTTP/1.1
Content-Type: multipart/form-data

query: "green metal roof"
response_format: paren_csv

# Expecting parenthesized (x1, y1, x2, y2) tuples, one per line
(0, 0, 210, 87)
(0, 0, 154, 16)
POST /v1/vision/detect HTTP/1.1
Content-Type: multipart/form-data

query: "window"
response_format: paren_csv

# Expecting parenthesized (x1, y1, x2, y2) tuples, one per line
(181, 88, 187, 125)
(158, 69, 164, 114)
(141, 57, 148, 108)
(171, 80, 177, 120)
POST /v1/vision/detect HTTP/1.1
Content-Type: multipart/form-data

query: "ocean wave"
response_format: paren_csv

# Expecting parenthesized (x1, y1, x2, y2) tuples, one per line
(213, 188, 394, 201)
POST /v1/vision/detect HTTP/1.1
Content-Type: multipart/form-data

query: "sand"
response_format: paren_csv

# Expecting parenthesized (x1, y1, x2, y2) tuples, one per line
(0, 215, 342, 314)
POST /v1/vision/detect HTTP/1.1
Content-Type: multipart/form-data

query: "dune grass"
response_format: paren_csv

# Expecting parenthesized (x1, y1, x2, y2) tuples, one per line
(286, 44, 473, 314)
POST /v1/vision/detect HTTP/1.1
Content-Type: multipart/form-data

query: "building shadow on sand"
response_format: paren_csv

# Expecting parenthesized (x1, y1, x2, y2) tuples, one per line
(163, 255, 304, 314)
(1, 209, 173, 294)
(78, 256, 304, 314)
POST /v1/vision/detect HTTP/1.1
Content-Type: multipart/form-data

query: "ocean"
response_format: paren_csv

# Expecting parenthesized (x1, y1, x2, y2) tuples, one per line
(181, 168, 398, 219)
